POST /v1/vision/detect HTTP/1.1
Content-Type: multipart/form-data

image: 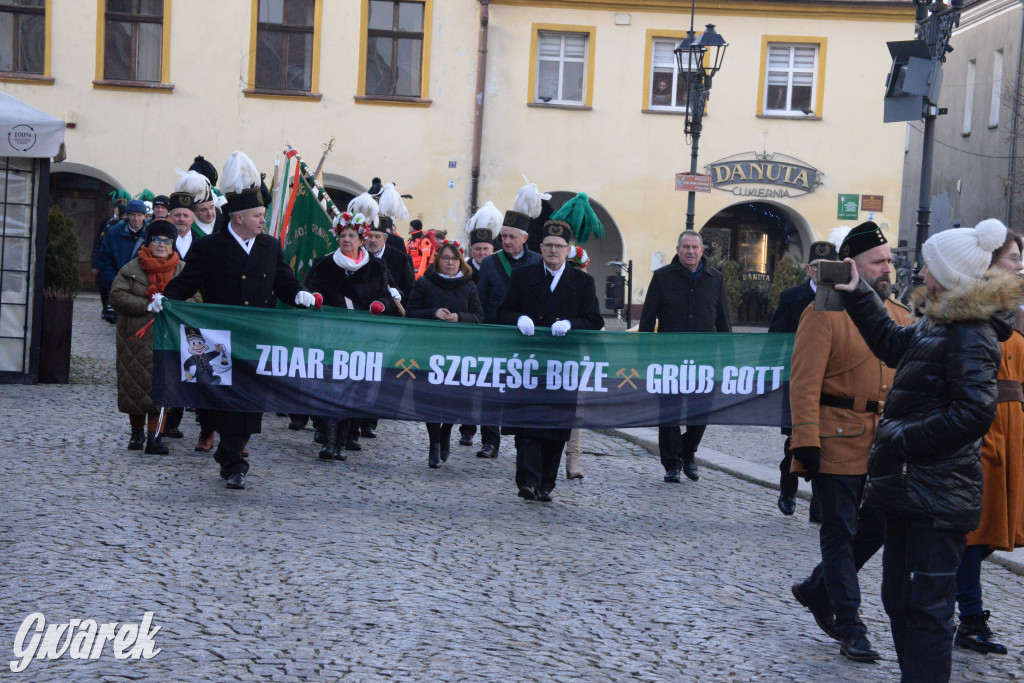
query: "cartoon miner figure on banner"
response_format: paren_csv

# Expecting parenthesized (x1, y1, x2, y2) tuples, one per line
(181, 325, 231, 385)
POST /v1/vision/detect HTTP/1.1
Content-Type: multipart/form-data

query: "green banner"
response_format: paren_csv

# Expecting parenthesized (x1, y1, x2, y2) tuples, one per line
(153, 300, 795, 429)
(281, 175, 335, 281)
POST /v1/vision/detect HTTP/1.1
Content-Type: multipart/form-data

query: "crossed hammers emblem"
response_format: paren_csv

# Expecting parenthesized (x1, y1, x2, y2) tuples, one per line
(616, 367, 639, 389)
(396, 358, 419, 379)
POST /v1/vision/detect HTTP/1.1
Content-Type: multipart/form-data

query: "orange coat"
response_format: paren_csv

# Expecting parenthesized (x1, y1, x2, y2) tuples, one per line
(790, 297, 911, 476)
(967, 325, 1024, 550)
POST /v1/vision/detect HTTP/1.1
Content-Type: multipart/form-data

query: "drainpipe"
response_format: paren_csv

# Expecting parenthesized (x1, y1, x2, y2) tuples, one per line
(1007, 1, 1024, 225)
(469, 0, 490, 217)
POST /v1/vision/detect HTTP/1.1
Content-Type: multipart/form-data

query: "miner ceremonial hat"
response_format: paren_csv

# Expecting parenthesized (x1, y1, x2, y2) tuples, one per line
(465, 201, 502, 245)
(372, 215, 394, 233)
(838, 221, 887, 260)
(220, 151, 264, 214)
(541, 219, 573, 243)
(189, 155, 218, 187)
(807, 241, 838, 263)
(168, 192, 195, 212)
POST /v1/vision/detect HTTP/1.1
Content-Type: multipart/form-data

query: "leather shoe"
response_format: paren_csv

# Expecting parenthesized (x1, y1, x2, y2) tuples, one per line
(517, 486, 536, 500)
(536, 489, 553, 502)
(225, 472, 246, 490)
(459, 435, 474, 446)
(664, 469, 681, 483)
(195, 431, 215, 452)
(428, 444, 441, 468)
(360, 426, 377, 438)
(840, 634, 880, 662)
(476, 445, 498, 458)
(792, 581, 840, 641)
(345, 439, 362, 451)
(778, 493, 796, 516)
(288, 419, 306, 431)
(164, 427, 184, 439)
(682, 453, 699, 481)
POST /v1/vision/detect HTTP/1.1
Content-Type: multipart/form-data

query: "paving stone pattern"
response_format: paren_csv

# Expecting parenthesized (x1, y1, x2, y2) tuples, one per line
(1, 295, 1021, 681)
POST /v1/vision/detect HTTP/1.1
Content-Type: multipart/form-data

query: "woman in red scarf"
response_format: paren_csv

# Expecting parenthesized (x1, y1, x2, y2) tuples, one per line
(110, 220, 197, 454)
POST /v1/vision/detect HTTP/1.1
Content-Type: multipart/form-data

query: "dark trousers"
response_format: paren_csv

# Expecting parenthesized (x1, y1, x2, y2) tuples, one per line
(196, 409, 214, 435)
(955, 544, 994, 618)
(459, 424, 476, 439)
(99, 281, 111, 311)
(516, 436, 565, 493)
(462, 425, 500, 448)
(881, 514, 965, 683)
(780, 438, 822, 521)
(657, 424, 706, 471)
(804, 474, 885, 639)
(426, 422, 453, 445)
(164, 407, 184, 431)
(214, 433, 250, 477)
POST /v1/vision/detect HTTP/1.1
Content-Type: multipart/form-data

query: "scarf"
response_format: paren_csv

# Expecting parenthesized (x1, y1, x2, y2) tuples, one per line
(437, 271, 464, 280)
(137, 246, 180, 298)
(333, 247, 369, 272)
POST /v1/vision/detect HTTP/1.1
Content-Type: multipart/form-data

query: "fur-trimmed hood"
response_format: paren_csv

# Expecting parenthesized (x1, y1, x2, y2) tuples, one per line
(910, 268, 1024, 331)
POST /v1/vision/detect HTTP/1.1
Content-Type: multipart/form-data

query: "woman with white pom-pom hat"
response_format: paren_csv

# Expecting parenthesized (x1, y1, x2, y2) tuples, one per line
(835, 217, 1024, 682)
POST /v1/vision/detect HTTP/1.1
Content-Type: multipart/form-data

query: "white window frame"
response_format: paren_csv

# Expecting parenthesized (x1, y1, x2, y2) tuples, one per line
(649, 37, 691, 112)
(763, 43, 818, 116)
(963, 58, 975, 135)
(534, 31, 588, 105)
(989, 49, 1003, 128)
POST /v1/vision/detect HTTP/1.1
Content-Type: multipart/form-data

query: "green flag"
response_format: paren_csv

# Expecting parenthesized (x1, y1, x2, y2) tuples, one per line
(281, 175, 335, 281)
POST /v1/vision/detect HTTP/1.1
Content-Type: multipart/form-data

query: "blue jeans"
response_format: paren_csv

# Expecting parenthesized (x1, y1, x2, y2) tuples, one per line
(955, 544, 994, 617)
(881, 514, 966, 683)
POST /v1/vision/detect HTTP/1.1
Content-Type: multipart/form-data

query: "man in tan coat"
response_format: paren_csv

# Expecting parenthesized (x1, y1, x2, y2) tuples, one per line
(788, 221, 911, 663)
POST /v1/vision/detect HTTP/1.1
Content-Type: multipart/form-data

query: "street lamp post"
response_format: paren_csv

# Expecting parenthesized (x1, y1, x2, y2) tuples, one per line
(675, 24, 728, 232)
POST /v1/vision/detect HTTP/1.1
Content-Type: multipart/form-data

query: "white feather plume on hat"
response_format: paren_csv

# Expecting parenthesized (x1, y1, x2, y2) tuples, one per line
(220, 151, 261, 194)
(347, 192, 380, 227)
(513, 176, 551, 219)
(377, 182, 409, 221)
(829, 226, 852, 250)
(466, 201, 503, 237)
(173, 170, 212, 202)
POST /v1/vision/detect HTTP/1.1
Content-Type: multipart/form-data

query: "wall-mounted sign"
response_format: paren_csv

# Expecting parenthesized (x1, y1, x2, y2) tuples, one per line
(675, 173, 712, 192)
(705, 151, 823, 199)
(838, 194, 859, 220)
(861, 194, 883, 212)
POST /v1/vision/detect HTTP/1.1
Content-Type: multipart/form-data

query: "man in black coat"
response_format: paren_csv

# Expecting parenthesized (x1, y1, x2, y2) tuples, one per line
(498, 219, 603, 502)
(158, 157, 315, 489)
(366, 216, 415, 302)
(458, 223, 498, 446)
(473, 210, 542, 458)
(639, 230, 731, 483)
(767, 240, 836, 519)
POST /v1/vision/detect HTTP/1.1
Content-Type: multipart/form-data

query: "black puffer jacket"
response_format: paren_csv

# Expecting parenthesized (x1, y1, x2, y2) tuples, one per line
(843, 270, 1023, 532)
(406, 270, 483, 323)
(305, 250, 397, 315)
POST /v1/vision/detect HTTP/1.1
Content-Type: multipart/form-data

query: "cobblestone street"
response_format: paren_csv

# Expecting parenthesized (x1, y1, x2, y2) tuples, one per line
(2, 294, 1022, 681)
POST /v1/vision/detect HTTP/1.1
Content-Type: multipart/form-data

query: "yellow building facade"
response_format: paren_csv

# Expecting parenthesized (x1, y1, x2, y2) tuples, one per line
(1, 0, 914, 313)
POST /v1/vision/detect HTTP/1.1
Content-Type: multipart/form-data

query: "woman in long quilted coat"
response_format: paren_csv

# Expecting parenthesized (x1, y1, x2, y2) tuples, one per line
(109, 220, 196, 454)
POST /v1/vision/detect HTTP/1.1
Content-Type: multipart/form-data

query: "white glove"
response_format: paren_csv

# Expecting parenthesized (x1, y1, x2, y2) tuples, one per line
(295, 291, 316, 308)
(551, 320, 572, 337)
(147, 293, 164, 313)
(389, 287, 402, 302)
(517, 315, 535, 336)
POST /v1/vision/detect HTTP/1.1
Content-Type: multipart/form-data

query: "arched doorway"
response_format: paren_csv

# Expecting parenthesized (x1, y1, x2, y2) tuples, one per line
(322, 172, 366, 213)
(539, 191, 624, 315)
(50, 163, 127, 289)
(699, 201, 812, 323)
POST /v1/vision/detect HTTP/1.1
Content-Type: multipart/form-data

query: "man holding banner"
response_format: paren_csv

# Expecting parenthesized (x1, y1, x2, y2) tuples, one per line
(155, 151, 316, 490)
(498, 218, 603, 502)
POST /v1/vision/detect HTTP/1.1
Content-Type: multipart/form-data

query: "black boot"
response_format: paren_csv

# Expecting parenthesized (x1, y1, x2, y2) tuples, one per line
(127, 429, 145, 450)
(956, 610, 1008, 655)
(682, 451, 700, 481)
(318, 420, 337, 461)
(428, 442, 441, 468)
(332, 422, 347, 461)
(144, 432, 169, 455)
(344, 420, 362, 451)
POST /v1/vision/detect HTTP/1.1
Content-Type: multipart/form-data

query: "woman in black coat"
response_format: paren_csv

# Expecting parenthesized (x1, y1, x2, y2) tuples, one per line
(406, 241, 483, 467)
(305, 212, 396, 461)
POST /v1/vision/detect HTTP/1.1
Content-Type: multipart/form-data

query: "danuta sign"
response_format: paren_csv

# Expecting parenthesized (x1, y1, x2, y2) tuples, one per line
(706, 152, 823, 198)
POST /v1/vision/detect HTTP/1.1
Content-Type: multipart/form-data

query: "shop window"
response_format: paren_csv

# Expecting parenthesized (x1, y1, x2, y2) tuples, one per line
(253, 0, 318, 94)
(0, 0, 46, 76)
(359, 0, 430, 102)
(101, 0, 165, 83)
(757, 37, 826, 118)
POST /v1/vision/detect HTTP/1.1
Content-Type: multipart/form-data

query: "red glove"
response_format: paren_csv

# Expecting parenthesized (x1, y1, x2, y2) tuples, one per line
(312, 292, 323, 309)
(369, 300, 385, 315)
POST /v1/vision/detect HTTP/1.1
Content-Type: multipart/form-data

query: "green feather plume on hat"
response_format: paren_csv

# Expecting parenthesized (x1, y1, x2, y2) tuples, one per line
(135, 188, 155, 202)
(549, 192, 604, 245)
(109, 189, 132, 204)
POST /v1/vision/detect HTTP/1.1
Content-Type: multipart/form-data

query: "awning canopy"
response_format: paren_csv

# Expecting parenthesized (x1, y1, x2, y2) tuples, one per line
(0, 92, 65, 158)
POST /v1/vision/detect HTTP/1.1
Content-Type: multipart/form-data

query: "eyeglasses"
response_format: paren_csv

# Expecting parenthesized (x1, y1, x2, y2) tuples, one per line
(540, 243, 568, 251)
(150, 236, 174, 245)
(1001, 254, 1023, 264)
(439, 256, 460, 262)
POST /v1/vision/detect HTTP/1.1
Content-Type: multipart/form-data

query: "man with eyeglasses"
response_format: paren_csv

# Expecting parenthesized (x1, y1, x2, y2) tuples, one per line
(474, 208, 542, 459)
(640, 230, 731, 484)
(768, 241, 837, 521)
(498, 219, 603, 502)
